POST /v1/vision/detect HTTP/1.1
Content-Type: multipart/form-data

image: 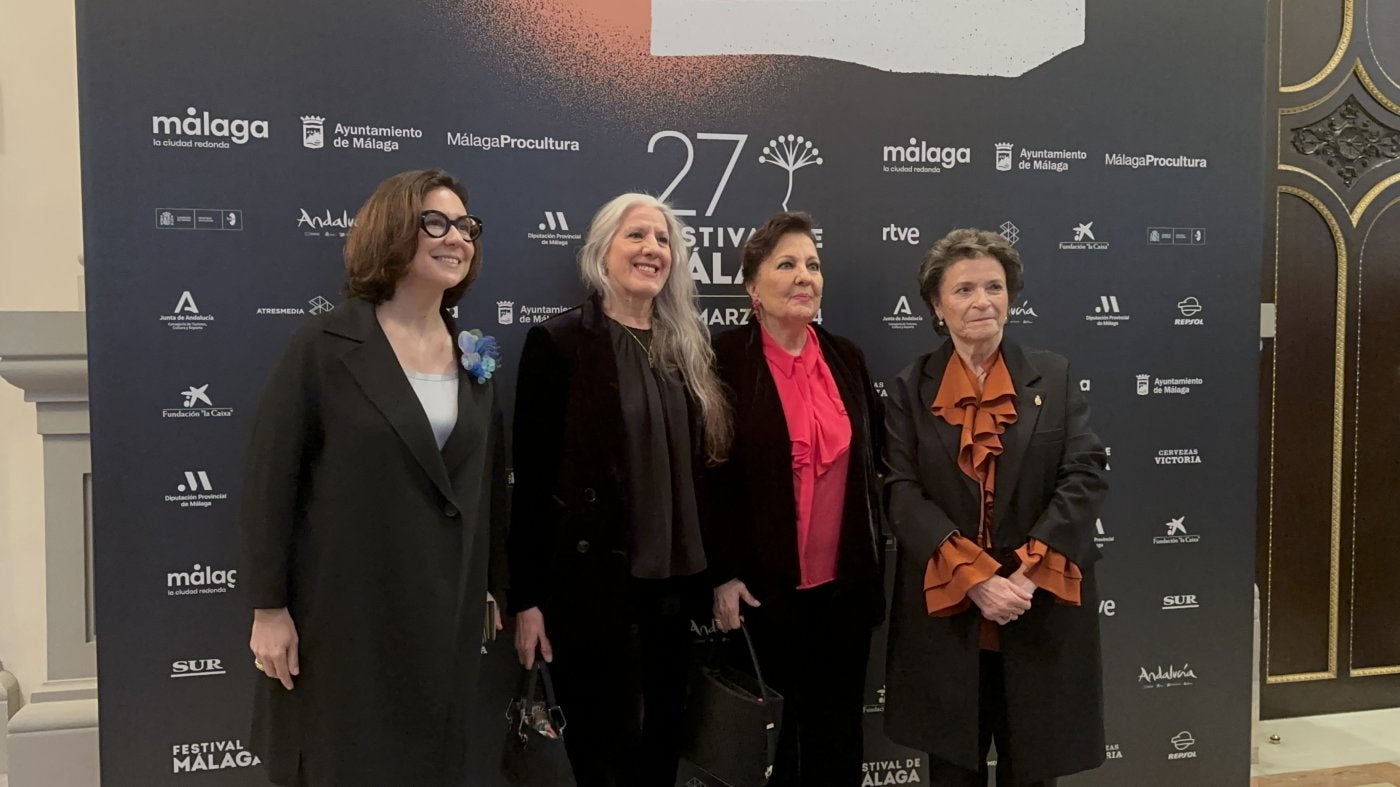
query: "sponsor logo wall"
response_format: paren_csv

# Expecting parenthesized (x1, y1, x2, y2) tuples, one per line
(80, 1, 1264, 783)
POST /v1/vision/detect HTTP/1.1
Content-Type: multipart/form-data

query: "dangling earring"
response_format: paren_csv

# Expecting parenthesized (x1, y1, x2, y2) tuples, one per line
(750, 297, 763, 319)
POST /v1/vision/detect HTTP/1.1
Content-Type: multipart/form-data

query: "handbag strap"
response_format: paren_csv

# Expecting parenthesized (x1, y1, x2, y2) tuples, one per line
(536, 661, 568, 734)
(736, 624, 775, 703)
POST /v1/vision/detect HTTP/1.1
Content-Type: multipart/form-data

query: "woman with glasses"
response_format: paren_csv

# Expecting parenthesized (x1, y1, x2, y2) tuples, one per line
(241, 169, 508, 786)
(509, 193, 732, 786)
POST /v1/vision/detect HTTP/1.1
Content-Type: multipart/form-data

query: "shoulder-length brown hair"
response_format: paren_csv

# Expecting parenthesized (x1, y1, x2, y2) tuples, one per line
(343, 169, 480, 307)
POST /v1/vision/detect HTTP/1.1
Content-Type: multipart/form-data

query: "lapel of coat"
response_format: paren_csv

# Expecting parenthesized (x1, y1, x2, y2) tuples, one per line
(919, 340, 980, 507)
(992, 338, 1044, 531)
(737, 323, 792, 457)
(578, 294, 628, 486)
(441, 311, 490, 478)
(329, 299, 460, 508)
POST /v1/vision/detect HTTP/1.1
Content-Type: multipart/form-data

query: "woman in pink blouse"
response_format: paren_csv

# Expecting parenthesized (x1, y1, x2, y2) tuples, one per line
(706, 211, 886, 787)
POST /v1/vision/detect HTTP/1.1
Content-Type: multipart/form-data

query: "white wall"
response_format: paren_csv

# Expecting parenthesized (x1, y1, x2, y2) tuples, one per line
(0, 0, 85, 705)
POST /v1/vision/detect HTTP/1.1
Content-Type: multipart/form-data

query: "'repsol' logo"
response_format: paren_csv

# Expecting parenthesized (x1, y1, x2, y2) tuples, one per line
(1153, 516, 1201, 545)
(1162, 594, 1199, 611)
(167, 470, 228, 508)
(151, 107, 268, 149)
(297, 208, 355, 238)
(166, 564, 237, 596)
(301, 115, 325, 149)
(497, 301, 515, 326)
(995, 142, 1014, 171)
(862, 757, 924, 784)
(1168, 731, 1198, 760)
(1094, 518, 1114, 547)
(1007, 299, 1038, 325)
(883, 296, 925, 330)
(1105, 742, 1124, 761)
(1085, 295, 1129, 327)
(162, 385, 233, 419)
(171, 739, 261, 773)
(1059, 221, 1110, 251)
(530, 212, 583, 246)
(1136, 374, 1203, 396)
(881, 224, 921, 245)
(160, 291, 214, 331)
(170, 658, 225, 679)
(1138, 663, 1198, 689)
(1175, 296, 1204, 326)
(882, 137, 971, 174)
(1156, 448, 1201, 466)
(301, 114, 423, 152)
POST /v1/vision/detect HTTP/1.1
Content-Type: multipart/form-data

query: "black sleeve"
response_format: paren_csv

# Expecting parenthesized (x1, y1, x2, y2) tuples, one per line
(882, 365, 961, 563)
(239, 326, 321, 610)
(698, 343, 752, 588)
(487, 393, 511, 606)
(507, 325, 569, 613)
(1027, 363, 1108, 568)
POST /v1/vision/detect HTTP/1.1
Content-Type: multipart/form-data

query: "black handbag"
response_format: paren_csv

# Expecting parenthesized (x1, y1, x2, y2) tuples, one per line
(500, 659, 571, 786)
(681, 624, 784, 787)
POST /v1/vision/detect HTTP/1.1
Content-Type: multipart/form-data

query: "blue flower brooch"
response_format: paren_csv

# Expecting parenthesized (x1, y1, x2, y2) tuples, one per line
(458, 330, 501, 384)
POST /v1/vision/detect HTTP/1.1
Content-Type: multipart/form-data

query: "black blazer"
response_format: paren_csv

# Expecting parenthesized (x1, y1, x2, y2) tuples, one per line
(706, 322, 886, 625)
(240, 298, 508, 785)
(507, 294, 705, 619)
(882, 338, 1107, 781)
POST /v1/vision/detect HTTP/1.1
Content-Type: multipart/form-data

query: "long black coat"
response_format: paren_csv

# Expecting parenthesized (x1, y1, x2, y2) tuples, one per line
(882, 338, 1107, 781)
(507, 294, 705, 624)
(706, 322, 885, 625)
(240, 298, 508, 786)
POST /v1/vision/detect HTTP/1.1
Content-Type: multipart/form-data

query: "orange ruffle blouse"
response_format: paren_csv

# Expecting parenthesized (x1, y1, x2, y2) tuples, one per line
(923, 351, 1081, 650)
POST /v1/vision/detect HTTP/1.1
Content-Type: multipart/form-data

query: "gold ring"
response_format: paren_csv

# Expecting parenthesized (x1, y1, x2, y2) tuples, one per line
(254, 659, 265, 672)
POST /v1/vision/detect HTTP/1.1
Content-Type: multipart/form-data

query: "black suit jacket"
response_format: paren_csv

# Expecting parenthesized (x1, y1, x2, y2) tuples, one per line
(240, 297, 508, 785)
(882, 338, 1107, 780)
(507, 294, 705, 620)
(707, 322, 886, 625)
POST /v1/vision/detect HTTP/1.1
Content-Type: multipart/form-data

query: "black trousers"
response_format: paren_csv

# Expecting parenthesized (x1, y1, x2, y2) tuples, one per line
(926, 651, 1057, 787)
(744, 582, 874, 787)
(547, 575, 705, 787)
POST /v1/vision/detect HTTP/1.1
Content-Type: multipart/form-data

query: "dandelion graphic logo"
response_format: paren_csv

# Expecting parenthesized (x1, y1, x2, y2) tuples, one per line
(759, 134, 823, 210)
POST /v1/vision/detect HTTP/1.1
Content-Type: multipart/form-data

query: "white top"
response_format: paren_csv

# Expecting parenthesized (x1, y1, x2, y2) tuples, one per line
(403, 369, 458, 449)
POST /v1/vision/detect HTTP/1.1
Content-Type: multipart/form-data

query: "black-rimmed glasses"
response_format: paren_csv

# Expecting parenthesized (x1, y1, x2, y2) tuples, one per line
(420, 210, 484, 240)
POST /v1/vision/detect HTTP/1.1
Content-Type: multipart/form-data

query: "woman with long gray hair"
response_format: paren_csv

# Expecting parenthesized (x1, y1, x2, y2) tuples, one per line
(508, 193, 732, 786)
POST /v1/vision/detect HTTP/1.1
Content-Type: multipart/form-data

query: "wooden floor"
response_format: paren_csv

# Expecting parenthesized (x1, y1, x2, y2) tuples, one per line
(1252, 762, 1400, 786)
(1252, 708, 1400, 786)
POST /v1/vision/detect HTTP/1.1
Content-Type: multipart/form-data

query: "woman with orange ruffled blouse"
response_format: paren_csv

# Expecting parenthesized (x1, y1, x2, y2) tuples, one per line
(881, 228, 1108, 786)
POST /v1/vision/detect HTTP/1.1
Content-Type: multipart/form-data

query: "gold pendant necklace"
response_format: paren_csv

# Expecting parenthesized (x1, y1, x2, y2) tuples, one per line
(620, 324, 652, 365)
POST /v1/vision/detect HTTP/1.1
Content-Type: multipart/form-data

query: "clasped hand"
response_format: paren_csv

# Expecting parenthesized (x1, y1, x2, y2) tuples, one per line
(968, 569, 1036, 625)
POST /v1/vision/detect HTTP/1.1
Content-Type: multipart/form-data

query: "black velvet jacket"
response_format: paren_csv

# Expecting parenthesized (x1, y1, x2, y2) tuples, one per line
(705, 321, 886, 626)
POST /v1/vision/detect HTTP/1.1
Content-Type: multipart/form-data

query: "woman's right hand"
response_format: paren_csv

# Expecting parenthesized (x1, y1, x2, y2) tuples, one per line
(967, 576, 1033, 625)
(250, 607, 300, 690)
(514, 607, 553, 669)
(713, 579, 761, 632)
